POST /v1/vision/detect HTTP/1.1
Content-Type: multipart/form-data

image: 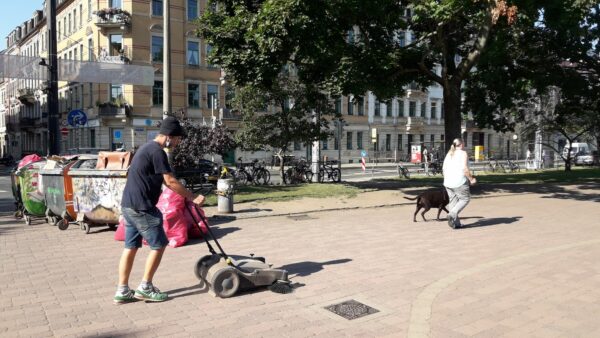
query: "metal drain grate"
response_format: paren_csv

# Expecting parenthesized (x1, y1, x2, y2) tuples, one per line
(286, 214, 312, 221)
(324, 299, 379, 320)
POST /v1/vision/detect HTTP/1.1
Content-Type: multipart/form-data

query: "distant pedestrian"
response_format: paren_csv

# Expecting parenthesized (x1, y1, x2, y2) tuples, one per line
(442, 138, 476, 229)
(113, 116, 205, 304)
(422, 146, 429, 174)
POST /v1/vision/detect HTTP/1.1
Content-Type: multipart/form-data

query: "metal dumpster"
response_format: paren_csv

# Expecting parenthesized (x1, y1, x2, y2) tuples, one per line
(15, 160, 48, 225)
(69, 155, 129, 234)
(40, 156, 86, 230)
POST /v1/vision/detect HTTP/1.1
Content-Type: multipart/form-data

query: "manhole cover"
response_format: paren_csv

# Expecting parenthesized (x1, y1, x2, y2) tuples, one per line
(324, 299, 379, 320)
(286, 214, 312, 221)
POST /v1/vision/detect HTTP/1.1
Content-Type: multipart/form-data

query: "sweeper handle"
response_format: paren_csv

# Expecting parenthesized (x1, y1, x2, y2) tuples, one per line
(186, 204, 229, 260)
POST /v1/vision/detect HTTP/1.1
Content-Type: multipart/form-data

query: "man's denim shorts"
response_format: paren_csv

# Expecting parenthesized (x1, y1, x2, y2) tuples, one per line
(122, 207, 169, 250)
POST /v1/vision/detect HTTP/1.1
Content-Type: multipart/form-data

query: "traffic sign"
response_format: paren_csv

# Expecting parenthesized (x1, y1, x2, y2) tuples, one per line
(67, 109, 87, 127)
(60, 127, 69, 136)
(360, 150, 368, 157)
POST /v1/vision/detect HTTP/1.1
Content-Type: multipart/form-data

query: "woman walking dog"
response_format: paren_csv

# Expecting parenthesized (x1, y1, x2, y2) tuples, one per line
(442, 138, 476, 229)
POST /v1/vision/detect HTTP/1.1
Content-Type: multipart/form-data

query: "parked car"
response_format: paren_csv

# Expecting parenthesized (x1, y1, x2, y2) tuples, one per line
(574, 150, 598, 166)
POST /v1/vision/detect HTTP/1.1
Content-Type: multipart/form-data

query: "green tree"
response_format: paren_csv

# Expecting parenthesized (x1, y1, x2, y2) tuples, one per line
(171, 119, 237, 169)
(232, 75, 338, 181)
(464, 2, 600, 170)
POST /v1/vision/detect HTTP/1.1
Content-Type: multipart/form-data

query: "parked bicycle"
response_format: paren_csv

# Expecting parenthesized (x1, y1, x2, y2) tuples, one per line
(427, 161, 442, 176)
(283, 159, 313, 184)
(234, 158, 271, 185)
(504, 159, 520, 173)
(484, 158, 506, 173)
(397, 162, 410, 179)
(318, 161, 341, 183)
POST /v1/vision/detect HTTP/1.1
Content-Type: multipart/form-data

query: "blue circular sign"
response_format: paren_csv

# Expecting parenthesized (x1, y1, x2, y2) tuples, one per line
(67, 110, 87, 127)
(361, 150, 368, 157)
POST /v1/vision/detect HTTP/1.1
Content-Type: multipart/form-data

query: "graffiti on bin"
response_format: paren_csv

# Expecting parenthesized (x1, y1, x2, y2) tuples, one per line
(72, 176, 126, 222)
(22, 166, 45, 203)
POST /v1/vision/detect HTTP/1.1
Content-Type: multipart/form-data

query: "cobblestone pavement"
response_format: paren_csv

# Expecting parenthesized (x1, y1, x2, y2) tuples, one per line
(1, 183, 600, 337)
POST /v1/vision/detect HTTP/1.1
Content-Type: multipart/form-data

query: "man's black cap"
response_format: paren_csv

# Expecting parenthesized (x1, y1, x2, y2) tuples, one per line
(159, 116, 185, 137)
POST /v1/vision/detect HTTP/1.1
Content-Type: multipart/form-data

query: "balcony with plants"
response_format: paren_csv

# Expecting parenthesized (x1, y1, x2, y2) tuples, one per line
(96, 97, 131, 118)
(94, 8, 131, 32)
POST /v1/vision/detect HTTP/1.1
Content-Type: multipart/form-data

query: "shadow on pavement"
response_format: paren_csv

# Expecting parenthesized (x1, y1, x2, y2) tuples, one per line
(277, 258, 353, 277)
(234, 208, 273, 213)
(186, 226, 242, 246)
(461, 216, 523, 229)
(209, 215, 237, 226)
(168, 283, 209, 299)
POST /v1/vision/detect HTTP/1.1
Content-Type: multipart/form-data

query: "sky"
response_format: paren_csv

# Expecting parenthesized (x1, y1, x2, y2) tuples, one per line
(0, 0, 45, 50)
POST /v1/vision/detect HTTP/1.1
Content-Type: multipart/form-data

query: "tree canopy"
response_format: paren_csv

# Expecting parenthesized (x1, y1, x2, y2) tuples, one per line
(199, 0, 597, 151)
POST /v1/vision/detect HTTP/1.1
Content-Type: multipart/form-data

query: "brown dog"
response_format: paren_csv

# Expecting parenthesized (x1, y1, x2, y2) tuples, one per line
(403, 189, 450, 222)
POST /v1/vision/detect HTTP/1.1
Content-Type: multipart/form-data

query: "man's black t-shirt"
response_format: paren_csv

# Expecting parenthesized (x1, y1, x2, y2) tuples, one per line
(121, 141, 172, 210)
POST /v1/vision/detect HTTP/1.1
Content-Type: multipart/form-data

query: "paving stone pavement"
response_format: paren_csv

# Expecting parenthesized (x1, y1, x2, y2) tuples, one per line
(1, 183, 600, 337)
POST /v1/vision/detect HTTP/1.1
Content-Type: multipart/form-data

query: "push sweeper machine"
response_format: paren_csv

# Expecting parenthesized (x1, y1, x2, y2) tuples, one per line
(188, 205, 292, 298)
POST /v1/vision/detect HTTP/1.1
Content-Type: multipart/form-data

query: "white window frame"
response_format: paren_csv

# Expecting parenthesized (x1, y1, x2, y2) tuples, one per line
(187, 81, 201, 108)
(186, 38, 201, 66)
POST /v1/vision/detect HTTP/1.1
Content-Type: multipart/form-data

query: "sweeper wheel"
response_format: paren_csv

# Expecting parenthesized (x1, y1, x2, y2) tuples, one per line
(210, 267, 240, 298)
(194, 255, 214, 282)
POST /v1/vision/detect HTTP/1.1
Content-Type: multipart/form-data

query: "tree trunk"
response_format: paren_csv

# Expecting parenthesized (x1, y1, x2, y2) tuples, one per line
(443, 83, 463, 152)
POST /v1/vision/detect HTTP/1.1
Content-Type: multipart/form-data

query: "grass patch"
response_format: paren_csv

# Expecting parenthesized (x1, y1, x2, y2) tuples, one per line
(204, 183, 362, 206)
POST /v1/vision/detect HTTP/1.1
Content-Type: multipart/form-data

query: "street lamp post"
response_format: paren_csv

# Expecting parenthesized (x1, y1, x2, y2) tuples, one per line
(513, 134, 518, 160)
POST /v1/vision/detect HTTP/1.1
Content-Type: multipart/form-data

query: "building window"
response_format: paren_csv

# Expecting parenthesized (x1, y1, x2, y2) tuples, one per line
(357, 131, 363, 150)
(88, 83, 93, 107)
(431, 101, 437, 118)
(68, 13, 71, 35)
(207, 85, 218, 108)
(152, 81, 163, 106)
(58, 22, 61, 40)
(347, 97, 353, 115)
(151, 36, 163, 62)
(409, 101, 416, 117)
(110, 0, 122, 8)
(386, 102, 392, 117)
(322, 139, 328, 150)
(80, 44, 83, 60)
(421, 102, 426, 117)
(109, 34, 122, 56)
(346, 132, 353, 150)
(88, 0, 92, 19)
(397, 134, 403, 150)
(335, 98, 341, 115)
(398, 31, 405, 47)
(188, 83, 200, 108)
(441, 103, 445, 119)
(347, 29, 355, 43)
(88, 38, 93, 61)
(358, 97, 364, 116)
(386, 134, 391, 151)
(187, 41, 199, 66)
(110, 84, 123, 102)
(334, 136, 339, 150)
(152, 0, 163, 16)
(374, 100, 380, 116)
(399, 100, 405, 116)
(73, 9, 77, 30)
(187, 0, 198, 20)
(90, 129, 96, 148)
(74, 47, 78, 60)
(294, 142, 301, 151)
(79, 5, 83, 26)
(420, 134, 425, 143)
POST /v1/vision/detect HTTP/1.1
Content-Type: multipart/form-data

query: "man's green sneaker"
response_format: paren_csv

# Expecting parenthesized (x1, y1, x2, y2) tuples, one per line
(113, 289, 137, 304)
(134, 285, 168, 302)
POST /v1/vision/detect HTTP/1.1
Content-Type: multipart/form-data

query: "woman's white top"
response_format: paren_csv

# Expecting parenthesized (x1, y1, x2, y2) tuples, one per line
(443, 149, 468, 188)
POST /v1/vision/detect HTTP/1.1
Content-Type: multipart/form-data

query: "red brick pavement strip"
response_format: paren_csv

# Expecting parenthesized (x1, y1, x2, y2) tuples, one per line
(1, 184, 600, 337)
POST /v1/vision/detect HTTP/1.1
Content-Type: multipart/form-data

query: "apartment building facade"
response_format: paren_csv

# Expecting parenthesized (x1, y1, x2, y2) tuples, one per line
(1, 0, 231, 158)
